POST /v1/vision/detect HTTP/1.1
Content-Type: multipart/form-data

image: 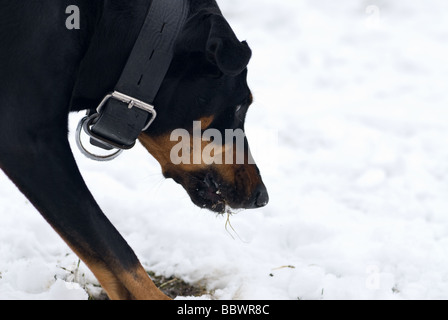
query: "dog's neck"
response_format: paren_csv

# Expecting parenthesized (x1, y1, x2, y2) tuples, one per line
(70, 0, 220, 112)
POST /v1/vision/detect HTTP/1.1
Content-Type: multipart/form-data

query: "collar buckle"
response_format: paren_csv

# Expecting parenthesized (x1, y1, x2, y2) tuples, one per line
(97, 91, 157, 131)
(75, 91, 157, 162)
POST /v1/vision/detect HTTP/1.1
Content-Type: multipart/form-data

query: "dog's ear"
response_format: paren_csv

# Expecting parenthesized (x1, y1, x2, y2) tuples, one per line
(178, 12, 252, 76)
(205, 15, 252, 76)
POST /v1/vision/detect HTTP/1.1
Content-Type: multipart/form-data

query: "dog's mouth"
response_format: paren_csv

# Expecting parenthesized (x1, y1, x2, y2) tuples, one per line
(185, 172, 228, 213)
(197, 172, 227, 213)
(169, 170, 237, 213)
(168, 167, 269, 214)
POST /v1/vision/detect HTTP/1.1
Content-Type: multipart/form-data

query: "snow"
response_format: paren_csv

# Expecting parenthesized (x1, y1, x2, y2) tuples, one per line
(2, 0, 448, 300)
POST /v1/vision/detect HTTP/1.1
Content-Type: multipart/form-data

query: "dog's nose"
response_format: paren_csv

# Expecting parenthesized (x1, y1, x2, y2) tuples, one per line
(250, 183, 269, 208)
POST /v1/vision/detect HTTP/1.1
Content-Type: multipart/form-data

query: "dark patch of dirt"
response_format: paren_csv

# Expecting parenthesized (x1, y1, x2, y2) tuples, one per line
(89, 272, 209, 300)
(148, 272, 209, 299)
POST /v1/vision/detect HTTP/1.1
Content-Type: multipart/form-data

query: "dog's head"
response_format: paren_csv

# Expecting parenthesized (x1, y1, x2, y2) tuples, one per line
(139, 10, 269, 213)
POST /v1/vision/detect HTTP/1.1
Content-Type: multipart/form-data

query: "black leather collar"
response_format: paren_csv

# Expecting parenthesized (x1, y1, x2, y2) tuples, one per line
(78, 0, 189, 156)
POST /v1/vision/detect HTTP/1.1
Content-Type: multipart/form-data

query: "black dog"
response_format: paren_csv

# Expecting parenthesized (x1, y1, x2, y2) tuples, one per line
(0, 0, 268, 300)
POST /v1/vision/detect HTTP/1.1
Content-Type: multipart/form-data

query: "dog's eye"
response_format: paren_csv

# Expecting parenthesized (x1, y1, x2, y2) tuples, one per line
(235, 105, 245, 122)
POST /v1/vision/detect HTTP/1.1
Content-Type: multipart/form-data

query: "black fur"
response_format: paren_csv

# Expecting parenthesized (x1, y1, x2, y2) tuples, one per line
(0, 0, 267, 299)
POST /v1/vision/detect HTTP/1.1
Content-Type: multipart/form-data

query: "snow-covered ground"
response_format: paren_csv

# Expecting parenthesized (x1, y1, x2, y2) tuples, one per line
(2, 0, 448, 300)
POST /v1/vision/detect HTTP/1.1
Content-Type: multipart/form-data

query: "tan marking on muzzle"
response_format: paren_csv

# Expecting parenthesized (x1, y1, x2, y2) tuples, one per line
(139, 131, 262, 200)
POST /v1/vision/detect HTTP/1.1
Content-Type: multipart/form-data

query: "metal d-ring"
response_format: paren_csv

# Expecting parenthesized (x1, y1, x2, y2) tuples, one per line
(75, 115, 123, 162)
